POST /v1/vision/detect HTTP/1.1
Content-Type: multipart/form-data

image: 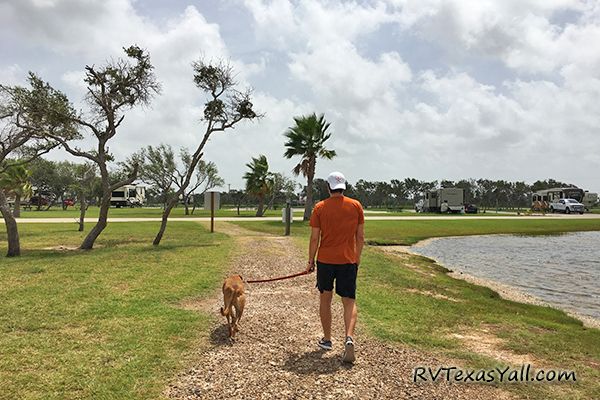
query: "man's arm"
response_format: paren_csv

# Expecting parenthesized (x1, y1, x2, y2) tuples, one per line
(355, 223, 365, 266)
(307, 226, 320, 272)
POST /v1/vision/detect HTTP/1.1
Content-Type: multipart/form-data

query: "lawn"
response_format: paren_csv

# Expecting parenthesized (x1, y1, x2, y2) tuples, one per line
(232, 218, 600, 245)
(356, 247, 600, 400)
(15, 206, 304, 219)
(16, 206, 532, 219)
(0, 222, 232, 400)
(238, 218, 600, 399)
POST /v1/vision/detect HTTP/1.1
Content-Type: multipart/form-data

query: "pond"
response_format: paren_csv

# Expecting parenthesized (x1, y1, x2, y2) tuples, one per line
(410, 231, 600, 321)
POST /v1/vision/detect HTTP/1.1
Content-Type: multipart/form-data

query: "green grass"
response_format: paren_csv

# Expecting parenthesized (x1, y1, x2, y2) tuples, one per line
(0, 222, 232, 400)
(357, 248, 600, 399)
(239, 219, 600, 399)
(232, 218, 600, 245)
(16, 206, 306, 219)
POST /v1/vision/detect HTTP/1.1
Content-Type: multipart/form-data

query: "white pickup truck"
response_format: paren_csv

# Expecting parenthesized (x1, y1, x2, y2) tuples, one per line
(549, 198, 585, 214)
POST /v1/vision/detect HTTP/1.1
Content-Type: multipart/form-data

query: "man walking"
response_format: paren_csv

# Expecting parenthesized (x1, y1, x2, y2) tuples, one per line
(306, 171, 365, 363)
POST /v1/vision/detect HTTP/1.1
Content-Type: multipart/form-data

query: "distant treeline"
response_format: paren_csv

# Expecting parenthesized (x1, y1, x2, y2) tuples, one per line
(307, 178, 581, 210)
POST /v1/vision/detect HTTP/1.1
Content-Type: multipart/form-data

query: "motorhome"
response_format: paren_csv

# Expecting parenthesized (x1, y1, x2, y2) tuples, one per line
(110, 184, 146, 208)
(531, 187, 585, 211)
(418, 188, 464, 213)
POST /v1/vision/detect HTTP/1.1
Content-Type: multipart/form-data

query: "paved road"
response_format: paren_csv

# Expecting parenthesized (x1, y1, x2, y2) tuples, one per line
(8, 213, 600, 223)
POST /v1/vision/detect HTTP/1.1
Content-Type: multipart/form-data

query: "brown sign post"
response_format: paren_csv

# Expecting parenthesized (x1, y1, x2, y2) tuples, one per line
(205, 191, 220, 233)
(284, 201, 291, 236)
(210, 191, 215, 233)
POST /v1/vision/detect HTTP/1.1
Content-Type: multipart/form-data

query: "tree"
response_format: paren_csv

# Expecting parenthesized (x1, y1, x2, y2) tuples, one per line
(28, 159, 77, 210)
(403, 178, 422, 201)
(455, 179, 476, 203)
(0, 74, 76, 257)
(143, 144, 176, 209)
(45, 45, 159, 250)
(354, 179, 375, 207)
(264, 172, 298, 211)
(152, 60, 259, 245)
(311, 178, 330, 202)
(70, 163, 98, 232)
(0, 163, 32, 218)
(175, 150, 224, 215)
(284, 113, 336, 221)
(390, 179, 407, 206)
(243, 155, 273, 217)
(225, 189, 246, 216)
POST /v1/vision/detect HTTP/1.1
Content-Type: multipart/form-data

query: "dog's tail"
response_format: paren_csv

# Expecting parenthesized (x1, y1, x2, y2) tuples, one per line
(220, 286, 236, 317)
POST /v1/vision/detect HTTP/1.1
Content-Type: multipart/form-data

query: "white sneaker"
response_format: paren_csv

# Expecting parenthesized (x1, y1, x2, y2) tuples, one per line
(342, 336, 355, 363)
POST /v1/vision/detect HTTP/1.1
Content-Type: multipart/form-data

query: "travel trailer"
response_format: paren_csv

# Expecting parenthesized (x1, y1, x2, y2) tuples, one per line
(417, 188, 464, 213)
(531, 187, 585, 211)
(583, 192, 598, 211)
(110, 184, 146, 208)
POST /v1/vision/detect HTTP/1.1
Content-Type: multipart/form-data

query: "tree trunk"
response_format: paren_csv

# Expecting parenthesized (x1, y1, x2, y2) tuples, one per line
(304, 168, 315, 221)
(80, 193, 110, 250)
(0, 190, 20, 257)
(153, 196, 178, 245)
(184, 198, 190, 215)
(191, 203, 196, 215)
(13, 193, 21, 218)
(256, 195, 265, 217)
(78, 193, 87, 232)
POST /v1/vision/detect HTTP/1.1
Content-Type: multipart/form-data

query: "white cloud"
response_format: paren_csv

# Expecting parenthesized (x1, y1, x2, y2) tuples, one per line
(2, 0, 600, 191)
(0, 64, 24, 85)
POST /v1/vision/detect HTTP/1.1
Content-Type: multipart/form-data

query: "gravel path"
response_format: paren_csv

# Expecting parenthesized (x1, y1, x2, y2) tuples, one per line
(165, 223, 515, 400)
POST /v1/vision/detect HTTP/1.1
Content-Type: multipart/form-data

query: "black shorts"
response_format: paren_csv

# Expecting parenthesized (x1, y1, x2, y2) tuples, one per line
(316, 261, 358, 299)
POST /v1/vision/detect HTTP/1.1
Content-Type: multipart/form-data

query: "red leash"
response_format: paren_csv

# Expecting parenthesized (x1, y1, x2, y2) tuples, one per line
(245, 268, 314, 284)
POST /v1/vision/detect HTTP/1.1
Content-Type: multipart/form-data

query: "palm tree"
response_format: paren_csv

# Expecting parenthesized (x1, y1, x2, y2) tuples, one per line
(243, 155, 273, 217)
(283, 113, 336, 220)
(0, 164, 33, 218)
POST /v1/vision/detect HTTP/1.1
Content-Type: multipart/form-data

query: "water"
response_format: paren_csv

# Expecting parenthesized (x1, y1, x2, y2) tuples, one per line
(410, 231, 600, 320)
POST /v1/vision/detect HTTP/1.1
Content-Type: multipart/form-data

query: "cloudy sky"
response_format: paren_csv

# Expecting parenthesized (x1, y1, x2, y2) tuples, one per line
(1, 0, 600, 192)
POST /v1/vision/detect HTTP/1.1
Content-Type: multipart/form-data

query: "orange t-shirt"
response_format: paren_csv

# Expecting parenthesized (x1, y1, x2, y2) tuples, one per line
(309, 196, 364, 264)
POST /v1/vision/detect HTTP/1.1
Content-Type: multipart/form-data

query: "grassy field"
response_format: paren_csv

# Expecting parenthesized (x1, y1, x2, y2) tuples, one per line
(2, 218, 599, 399)
(0, 222, 232, 399)
(240, 219, 600, 399)
(16, 206, 533, 219)
(15, 206, 304, 219)
(355, 247, 600, 400)
(233, 218, 600, 245)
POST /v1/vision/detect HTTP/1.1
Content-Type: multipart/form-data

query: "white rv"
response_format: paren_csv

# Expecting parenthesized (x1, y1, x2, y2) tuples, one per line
(418, 188, 464, 213)
(583, 192, 598, 211)
(531, 187, 585, 212)
(110, 184, 146, 208)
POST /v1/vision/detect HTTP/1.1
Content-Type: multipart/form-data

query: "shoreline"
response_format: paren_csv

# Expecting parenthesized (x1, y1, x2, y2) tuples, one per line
(384, 235, 600, 330)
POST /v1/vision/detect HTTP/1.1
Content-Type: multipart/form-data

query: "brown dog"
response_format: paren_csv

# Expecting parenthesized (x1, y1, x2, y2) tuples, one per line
(220, 274, 246, 339)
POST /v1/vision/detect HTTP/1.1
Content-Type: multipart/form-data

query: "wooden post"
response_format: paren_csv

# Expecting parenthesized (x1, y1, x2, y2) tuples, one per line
(210, 191, 215, 233)
(285, 200, 291, 236)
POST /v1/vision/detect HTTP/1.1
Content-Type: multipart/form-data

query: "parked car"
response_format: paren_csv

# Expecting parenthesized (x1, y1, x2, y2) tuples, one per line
(29, 196, 49, 206)
(63, 198, 75, 207)
(549, 198, 585, 214)
(464, 203, 478, 214)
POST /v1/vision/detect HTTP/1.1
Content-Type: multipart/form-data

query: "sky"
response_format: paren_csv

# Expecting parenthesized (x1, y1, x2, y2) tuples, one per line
(1, 0, 600, 193)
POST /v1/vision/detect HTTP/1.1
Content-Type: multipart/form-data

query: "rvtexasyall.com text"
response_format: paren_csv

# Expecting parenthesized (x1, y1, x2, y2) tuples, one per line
(413, 364, 576, 383)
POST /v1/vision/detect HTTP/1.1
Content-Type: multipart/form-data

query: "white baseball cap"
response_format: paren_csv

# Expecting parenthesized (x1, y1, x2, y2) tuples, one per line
(327, 171, 346, 190)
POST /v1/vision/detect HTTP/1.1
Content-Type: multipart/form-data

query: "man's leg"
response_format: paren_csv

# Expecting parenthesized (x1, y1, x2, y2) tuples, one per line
(319, 290, 333, 340)
(341, 297, 357, 338)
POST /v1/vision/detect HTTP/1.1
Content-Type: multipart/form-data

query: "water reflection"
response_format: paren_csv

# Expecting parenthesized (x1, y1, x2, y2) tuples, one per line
(410, 231, 600, 320)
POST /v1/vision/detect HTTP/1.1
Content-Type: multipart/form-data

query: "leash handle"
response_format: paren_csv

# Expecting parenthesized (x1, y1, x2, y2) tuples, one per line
(246, 269, 311, 284)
